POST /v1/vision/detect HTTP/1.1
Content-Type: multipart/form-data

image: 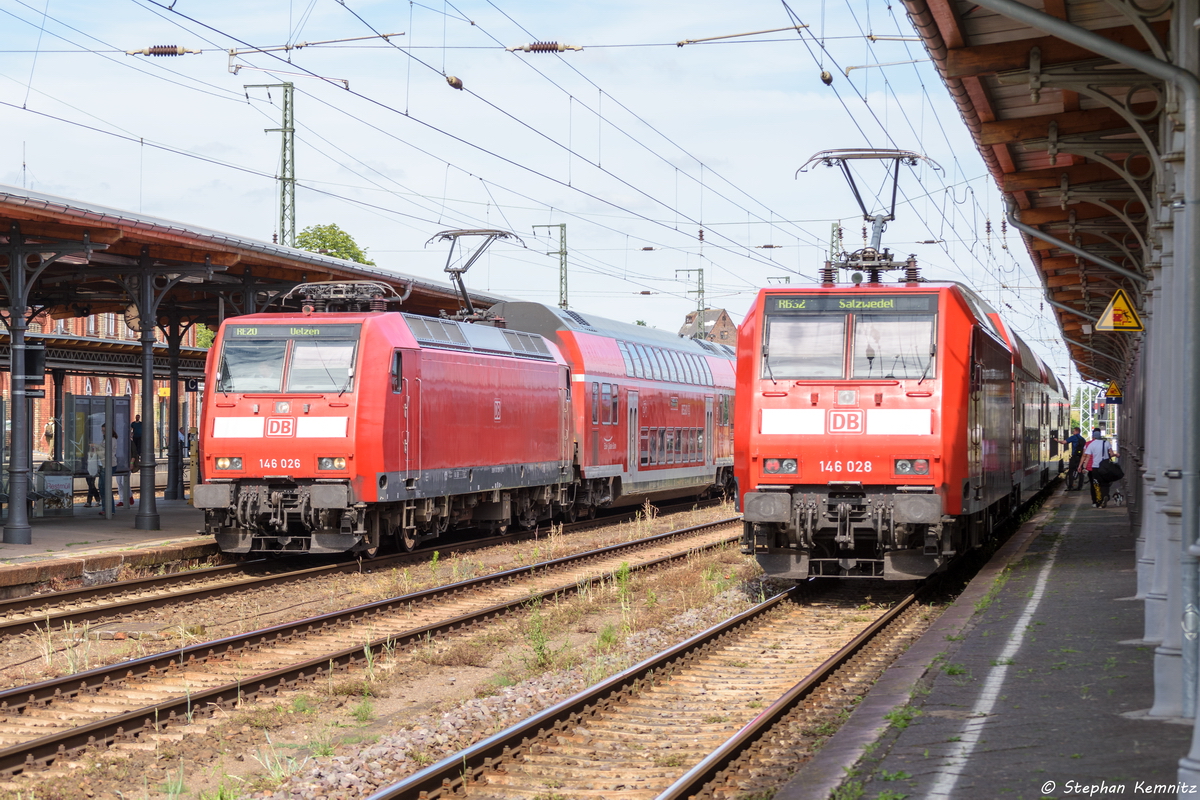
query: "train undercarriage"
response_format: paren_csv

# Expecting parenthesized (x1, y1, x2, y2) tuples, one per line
(196, 468, 731, 556)
(740, 482, 961, 580)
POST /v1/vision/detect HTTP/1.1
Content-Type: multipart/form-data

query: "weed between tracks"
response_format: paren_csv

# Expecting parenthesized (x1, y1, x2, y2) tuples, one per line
(0, 503, 750, 800)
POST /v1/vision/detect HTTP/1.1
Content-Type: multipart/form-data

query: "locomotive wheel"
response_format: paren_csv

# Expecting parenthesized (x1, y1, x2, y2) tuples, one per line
(398, 522, 418, 552)
(359, 515, 383, 560)
(559, 504, 578, 524)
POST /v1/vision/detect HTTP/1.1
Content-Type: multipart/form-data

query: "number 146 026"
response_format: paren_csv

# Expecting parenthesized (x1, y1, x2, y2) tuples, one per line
(260, 458, 301, 470)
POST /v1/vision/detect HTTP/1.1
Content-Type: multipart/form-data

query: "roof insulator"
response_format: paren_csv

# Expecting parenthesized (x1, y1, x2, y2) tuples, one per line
(506, 42, 583, 53)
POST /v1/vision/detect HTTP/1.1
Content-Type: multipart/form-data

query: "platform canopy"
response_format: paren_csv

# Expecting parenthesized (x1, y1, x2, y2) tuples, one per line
(903, 0, 1160, 383)
(0, 184, 506, 327)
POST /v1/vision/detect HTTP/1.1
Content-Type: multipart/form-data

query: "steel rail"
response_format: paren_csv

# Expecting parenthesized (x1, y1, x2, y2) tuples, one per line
(363, 587, 804, 799)
(657, 590, 921, 799)
(364, 588, 918, 800)
(0, 501, 726, 637)
(0, 518, 738, 776)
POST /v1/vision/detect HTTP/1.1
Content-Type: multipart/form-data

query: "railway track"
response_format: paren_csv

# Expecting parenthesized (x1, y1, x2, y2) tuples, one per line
(366, 584, 936, 799)
(0, 503, 730, 639)
(0, 517, 739, 780)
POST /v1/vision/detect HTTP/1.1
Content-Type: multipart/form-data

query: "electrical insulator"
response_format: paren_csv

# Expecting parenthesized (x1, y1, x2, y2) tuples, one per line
(506, 42, 583, 53)
(446, 75, 464, 90)
(698, 229, 705, 242)
(126, 45, 199, 56)
(985, 219, 992, 235)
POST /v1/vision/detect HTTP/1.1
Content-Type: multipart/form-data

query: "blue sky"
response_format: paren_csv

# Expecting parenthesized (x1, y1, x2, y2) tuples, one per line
(0, 0, 1074, 382)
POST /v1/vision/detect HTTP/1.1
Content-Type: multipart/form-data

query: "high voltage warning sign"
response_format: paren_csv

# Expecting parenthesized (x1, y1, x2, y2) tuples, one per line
(1096, 288, 1144, 332)
(1105, 382, 1123, 404)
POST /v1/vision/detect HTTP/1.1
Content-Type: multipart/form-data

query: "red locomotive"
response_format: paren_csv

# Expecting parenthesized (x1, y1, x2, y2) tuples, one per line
(194, 283, 734, 555)
(735, 274, 1068, 580)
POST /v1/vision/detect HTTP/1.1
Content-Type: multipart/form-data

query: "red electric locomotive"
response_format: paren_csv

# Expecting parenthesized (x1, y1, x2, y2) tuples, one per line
(735, 272, 1068, 581)
(194, 283, 734, 556)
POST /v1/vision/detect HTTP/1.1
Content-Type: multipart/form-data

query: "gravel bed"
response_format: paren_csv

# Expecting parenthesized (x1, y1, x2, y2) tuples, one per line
(253, 587, 757, 799)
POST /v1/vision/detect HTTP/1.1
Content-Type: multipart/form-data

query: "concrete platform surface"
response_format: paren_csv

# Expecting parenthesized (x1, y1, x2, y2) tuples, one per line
(779, 486, 1192, 800)
(0, 499, 214, 596)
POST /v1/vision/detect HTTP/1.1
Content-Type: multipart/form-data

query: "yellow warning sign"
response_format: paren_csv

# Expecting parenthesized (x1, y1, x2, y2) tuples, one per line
(1095, 288, 1144, 332)
(1105, 381, 1122, 398)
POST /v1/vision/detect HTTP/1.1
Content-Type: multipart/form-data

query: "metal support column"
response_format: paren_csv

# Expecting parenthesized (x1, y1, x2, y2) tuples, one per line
(0, 224, 98, 544)
(164, 313, 182, 500)
(51, 369, 64, 463)
(135, 272, 159, 530)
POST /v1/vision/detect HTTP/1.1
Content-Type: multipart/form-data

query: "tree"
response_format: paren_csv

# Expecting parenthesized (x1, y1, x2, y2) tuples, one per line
(195, 324, 215, 349)
(296, 223, 376, 266)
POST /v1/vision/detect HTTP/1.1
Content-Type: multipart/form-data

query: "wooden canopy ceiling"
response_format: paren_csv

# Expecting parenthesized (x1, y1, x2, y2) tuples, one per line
(903, 0, 1164, 382)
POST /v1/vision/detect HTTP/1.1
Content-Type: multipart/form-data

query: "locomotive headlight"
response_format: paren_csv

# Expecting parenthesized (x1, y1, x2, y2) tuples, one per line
(215, 457, 243, 470)
(763, 458, 798, 475)
(318, 457, 348, 470)
(894, 458, 930, 476)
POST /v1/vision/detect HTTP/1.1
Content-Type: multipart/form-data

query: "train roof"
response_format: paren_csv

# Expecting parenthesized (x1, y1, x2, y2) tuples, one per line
(485, 301, 736, 360)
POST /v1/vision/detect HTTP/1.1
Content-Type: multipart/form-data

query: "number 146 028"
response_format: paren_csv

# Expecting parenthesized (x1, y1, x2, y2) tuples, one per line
(819, 460, 872, 472)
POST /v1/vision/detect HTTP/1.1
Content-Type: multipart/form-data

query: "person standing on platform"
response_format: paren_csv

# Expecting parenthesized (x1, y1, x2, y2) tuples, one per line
(1083, 428, 1115, 508)
(130, 415, 143, 472)
(84, 444, 102, 507)
(1059, 426, 1087, 491)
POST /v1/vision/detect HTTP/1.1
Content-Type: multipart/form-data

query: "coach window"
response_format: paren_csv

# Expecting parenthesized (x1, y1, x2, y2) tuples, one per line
(391, 351, 403, 393)
(640, 428, 650, 466)
(610, 384, 619, 423)
(644, 348, 659, 380)
(657, 429, 666, 464)
(683, 354, 696, 385)
(592, 382, 600, 424)
(631, 344, 647, 379)
(665, 430, 674, 463)
(617, 341, 635, 377)
(674, 428, 683, 460)
(601, 384, 612, 424)
(669, 351, 683, 382)
(691, 429, 699, 461)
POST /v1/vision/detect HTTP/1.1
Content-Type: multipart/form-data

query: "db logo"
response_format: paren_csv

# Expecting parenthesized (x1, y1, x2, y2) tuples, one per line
(266, 417, 295, 437)
(828, 409, 864, 434)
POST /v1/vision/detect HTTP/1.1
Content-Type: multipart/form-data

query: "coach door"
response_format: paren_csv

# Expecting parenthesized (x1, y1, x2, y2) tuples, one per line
(627, 391, 639, 474)
(704, 396, 714, 464)
(560, 367, 572, 473)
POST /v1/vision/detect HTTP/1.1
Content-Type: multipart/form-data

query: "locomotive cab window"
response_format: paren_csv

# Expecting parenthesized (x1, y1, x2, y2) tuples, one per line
(216, 324, 361, 394)
(852, 314, 936, 379)
(391, 351, 403, 393)
(761, 294, 937, 380)
(762, 316, 846, 379)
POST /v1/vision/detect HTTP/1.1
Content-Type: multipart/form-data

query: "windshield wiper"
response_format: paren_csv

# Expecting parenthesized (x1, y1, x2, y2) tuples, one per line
(338, 367, 355, 398)
(762, 345, 778, 385)
(918, 343, 936, 385)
